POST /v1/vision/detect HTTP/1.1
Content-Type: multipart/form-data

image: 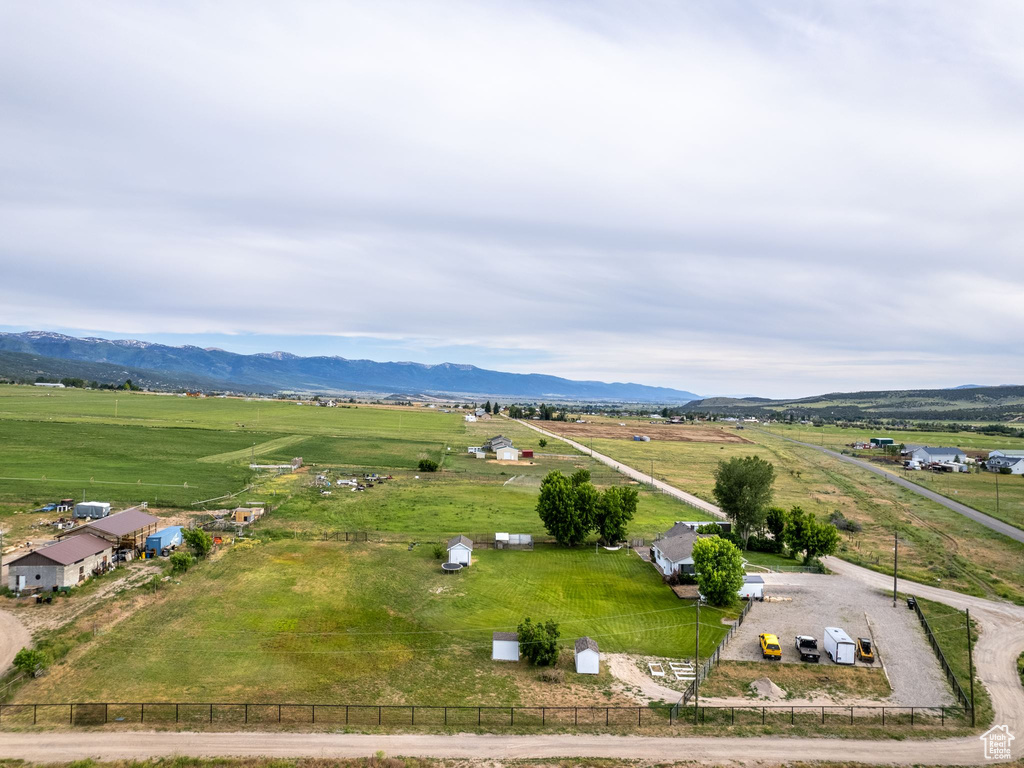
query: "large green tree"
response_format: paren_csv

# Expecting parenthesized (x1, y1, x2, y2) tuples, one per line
(594, 485, 638, 544)
(691, 536, 745, 607)
(182, 527, 214, 559)
(784, 507, 840, 564)
(538, 471, 590, 546)
(712, 456, 776, 547)
(517, 617, 560, 666)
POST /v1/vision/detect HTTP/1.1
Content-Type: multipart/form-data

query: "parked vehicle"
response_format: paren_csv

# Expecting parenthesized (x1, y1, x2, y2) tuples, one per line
(856, 637, 875, 664)
(759, 633, 782, 660)
(823, 627, 856, 665)
(795, 635, 821, 662)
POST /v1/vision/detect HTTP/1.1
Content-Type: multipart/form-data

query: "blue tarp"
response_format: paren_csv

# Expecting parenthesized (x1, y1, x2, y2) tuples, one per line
(145, 526, 184, 554)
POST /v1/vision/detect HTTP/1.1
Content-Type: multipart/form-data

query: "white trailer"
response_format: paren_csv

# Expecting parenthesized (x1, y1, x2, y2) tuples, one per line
(823, 627, 856, 665)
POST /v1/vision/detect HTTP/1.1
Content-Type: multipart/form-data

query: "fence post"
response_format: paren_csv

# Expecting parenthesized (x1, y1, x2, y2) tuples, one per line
(106, 703, 109, 723)
(850, 707, 853, 725)
(882, 708, 885, 726)
(638, 707, 642, 726)
(762, 707, 765, 725)
(378, 706, 381, 725)
(70, 704, 73, 724)
(478, 707, 481, 726)
(210, 703, 213, 723)
(911, 707, 914, 726)
(33, 704, 37, 725)
(510, 707, 514, 726)
(575, 708, 578, 726)
(542, 707, 545, 726)
(345, 706, 349, 725)
(731, 707, 735, 725)
(141, 703, 144, 723)
(245, 703, 248, 724)
(411, 706, 415, 725)
(279, 704, 282, 723)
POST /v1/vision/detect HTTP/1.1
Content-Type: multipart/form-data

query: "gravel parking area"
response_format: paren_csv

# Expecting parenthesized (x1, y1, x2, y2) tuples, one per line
(720, 572, 954, 706)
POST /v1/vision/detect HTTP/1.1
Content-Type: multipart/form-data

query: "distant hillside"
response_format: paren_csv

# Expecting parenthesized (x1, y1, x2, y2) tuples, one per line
(683, 385, 1024, 421)
(0, 350, 241, 391)
(0, 332, 700, 402)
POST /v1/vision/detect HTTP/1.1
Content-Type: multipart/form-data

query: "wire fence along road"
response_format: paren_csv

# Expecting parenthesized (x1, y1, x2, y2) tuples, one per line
(514, 420, 725, 519)
(0, 701, 963, 730)
(759, 430, 1024, 544)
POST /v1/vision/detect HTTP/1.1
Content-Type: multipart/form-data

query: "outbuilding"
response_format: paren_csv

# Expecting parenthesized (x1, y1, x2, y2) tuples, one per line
(492, 631, 520, 661)
(496, 446, 519, 461)
(57, 506, 160, 553)
(574, 637, 600, 674)
(738, 574, 764, 600)
(447, 535, 473, 566)
(73, 501, 110, 519)
(7, 534, 113, 592)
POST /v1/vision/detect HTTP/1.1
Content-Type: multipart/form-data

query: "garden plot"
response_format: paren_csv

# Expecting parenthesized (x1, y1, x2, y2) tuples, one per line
(719, 572, 954, 707)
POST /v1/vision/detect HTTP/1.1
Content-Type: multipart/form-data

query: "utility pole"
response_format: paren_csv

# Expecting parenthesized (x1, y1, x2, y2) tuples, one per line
(966, 608, 975, 727)
(892, 529, 898, 607)
(115, 399, 118, 419)
(694, 597, 700, 723)
(650, 459, 654, 487)
(995, 472, 1000, 518)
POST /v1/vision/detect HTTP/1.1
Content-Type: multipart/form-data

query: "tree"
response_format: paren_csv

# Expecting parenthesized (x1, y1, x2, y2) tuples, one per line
(169, 551, 193, 573)
(691, 537, 744, 607)
(517, 617, 560, 666)
(485, 401, 492, 414)
(418, 459, 439, 472)
(536, 471, 594, 546)
(493, 401, 500, 413)
(13, 648, 47, 677)
(785, 507, 840, 564)
(570, 469, 591, 487)
(764, 506, 788, 553)
(182, 527, 214, 559)
(594, 485, 638, 544)
(538, 438, 547, 448)
(712, 456, 776, 547)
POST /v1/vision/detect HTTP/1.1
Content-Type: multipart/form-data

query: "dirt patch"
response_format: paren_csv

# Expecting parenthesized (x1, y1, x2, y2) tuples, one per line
(699, 660, 891, 704)
(750, 676, 786, 700)
(539, 422, 752, 444)
(605, 653, 690, 703)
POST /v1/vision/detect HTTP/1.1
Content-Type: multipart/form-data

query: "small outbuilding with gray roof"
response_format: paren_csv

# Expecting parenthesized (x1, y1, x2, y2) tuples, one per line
(492, 631, 519, 661)
(447, 535, 474, 566)
(7, 534, 113, 592)
(574, 637, 600, 674)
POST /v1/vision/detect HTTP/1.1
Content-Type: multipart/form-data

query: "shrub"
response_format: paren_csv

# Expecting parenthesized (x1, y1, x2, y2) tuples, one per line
(829, 510, 862, 533)
(696, 523, 721, 535)
(431, 543, 445, 560)
(182, 527, 214, 558)
(539, 667, 565, 684)
(538, 439, 547, 448)
(13, 648, 47, 677)
(517, 617, 560, 666)
(418, 459, 439, 472)
(169, 551, 193, 573)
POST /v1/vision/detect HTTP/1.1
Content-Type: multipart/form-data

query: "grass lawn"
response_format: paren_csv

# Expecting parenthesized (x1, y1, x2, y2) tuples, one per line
(698, 660, 891, 701)
(19, 541, 733, 705)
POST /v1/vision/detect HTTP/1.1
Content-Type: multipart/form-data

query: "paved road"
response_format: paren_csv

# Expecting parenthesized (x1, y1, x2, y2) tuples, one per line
(515, 419, 726, 519)
(2, 560, 1021, 764)
(761, 430, 1024, 544)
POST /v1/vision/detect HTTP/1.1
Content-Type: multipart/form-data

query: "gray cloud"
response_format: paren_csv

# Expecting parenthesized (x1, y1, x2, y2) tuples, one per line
(1, 1, 1023, 397)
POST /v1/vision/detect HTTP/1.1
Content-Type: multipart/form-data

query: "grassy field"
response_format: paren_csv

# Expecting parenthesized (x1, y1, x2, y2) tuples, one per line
(545, 424, 1024, 604)
(698, 660, 891, 702)
(17, 541, 733, 705)
(762, 423, 1024, 455)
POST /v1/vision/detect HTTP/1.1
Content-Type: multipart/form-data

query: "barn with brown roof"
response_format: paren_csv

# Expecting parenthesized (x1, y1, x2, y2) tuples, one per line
(7, 534, 113, 592)
(56, 506, 160, 552)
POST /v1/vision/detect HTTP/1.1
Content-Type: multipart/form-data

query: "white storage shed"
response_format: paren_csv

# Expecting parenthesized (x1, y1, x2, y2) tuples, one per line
(73, 501, 111, 519)
(496, 446, 519, 461)
(492, 631, 520, 661)
(574, 637, 600, 674)
(447, 535, 473, 566)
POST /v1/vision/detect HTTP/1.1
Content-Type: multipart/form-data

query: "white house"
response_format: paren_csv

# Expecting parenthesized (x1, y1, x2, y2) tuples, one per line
(447, 535, 473, 566)
(492, 631, 520, 661)
(464, 414, 477, 423)
(738, 574, 764, 600)
(988, 456, 1024, 475)
(496, 446, 519, 461)
(574, 637, 600, 674)
(910, 446, 967, 465)
(652, 526, 702, 576)
(989, 449, 1024, 459)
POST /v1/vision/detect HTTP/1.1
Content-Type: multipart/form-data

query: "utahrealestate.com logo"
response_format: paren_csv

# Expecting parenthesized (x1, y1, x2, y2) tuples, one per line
(981, 725, 1014, 760)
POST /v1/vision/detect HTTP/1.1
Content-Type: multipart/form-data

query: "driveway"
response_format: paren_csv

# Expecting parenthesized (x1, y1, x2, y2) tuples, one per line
(0, 608, 30, 674)
(721, 573, 953, 706)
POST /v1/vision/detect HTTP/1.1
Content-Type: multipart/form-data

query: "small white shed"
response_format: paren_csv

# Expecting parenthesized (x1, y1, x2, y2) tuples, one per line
(574, 636, 600, 674)
(496, 446, 519, 461)
(447, 535, 473, 566)
(738, 574, 764, 600)
(492, 631, 520, 661)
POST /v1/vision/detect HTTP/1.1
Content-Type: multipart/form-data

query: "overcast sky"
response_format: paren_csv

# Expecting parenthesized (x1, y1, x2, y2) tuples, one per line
(1, 1, 1023, 398)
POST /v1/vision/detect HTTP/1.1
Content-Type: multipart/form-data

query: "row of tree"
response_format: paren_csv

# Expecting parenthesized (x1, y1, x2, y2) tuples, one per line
(536, 469, 637, 545)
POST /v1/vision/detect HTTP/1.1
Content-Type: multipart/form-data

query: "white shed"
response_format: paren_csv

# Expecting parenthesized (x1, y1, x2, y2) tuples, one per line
(574, 636, 600, 674)
(464, 414, 477, 422)
(492, 631, 520, 661)
(73, 501, 110, 519)
(738, 574, 764, 600)
(496, 446, 519, 461)
(447, 535, 473, 566)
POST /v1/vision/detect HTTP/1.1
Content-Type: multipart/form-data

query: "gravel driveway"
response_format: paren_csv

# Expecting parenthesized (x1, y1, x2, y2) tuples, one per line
(721, 572, 954, 706)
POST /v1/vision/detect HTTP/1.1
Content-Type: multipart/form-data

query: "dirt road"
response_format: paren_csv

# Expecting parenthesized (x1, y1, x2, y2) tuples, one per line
(0, 607, 30, 674)
(761, 430, 1024, 544)
(515, 419, 725, 519)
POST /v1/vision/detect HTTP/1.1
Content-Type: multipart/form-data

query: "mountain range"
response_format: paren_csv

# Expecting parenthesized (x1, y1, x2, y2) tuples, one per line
(0, 332, 700, 402)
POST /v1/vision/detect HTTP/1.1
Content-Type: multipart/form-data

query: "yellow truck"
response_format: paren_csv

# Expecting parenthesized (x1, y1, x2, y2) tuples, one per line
(759, 633, 782, 660)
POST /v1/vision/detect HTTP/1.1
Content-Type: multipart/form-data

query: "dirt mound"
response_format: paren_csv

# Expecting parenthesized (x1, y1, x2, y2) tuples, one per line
(749, 677, 786, 700)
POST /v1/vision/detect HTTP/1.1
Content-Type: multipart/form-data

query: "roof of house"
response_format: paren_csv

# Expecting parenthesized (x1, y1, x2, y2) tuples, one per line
(992, 450, 1024, 458)
(493, 631, 518, 642)
(84, 508, 160, 536)
(575, 636, 599, 654)
(663, 521, 700, 538)
(448, 535, 474, 550)
(913, 446, 964, 456)
(656, 529, 699, 562)
(990, 456, 1024, 465)
(10, 534, 112, 567)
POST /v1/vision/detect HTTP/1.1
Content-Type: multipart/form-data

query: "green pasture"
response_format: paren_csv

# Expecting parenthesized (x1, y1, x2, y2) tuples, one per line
(18, 541, 732, 704)
(895, 466, 1024, 531)
(763, 423, 1024, 454)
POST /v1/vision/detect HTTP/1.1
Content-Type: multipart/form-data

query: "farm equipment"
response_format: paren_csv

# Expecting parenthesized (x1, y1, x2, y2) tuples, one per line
(856, 637, 875, 664)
